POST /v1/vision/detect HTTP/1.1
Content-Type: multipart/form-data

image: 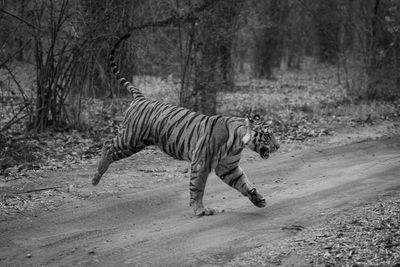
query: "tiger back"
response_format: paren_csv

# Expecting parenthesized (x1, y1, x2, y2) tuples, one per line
(92, 34, 280, 216)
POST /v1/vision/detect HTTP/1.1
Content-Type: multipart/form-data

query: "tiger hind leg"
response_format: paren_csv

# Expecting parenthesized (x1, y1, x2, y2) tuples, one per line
(92, 137, 143, 186)
(92, 141, 113, 186)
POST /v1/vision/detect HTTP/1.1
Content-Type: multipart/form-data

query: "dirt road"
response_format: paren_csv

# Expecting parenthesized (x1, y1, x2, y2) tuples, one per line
(1, 136, 400, 266)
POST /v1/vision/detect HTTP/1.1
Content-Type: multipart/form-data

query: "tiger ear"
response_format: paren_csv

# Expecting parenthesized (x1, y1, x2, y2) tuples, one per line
(247, 114, 261, 124)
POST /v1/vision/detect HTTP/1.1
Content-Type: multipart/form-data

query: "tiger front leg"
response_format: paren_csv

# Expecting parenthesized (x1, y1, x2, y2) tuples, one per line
(189, 162, 217, 216)
(247, 188, 266, 208)
(215, 161, 266, 208)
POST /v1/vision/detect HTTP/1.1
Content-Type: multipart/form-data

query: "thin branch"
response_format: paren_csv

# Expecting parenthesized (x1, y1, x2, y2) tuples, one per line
(0, 102, 31, 132)
(19, 186, 62, 194)
(2, 64, 28, 102)
(125, 0, 215, 33)
(0, 9, 42, 32)
(0, 40, 32, 69)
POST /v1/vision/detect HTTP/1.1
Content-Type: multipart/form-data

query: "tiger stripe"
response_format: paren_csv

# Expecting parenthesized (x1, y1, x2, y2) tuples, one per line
(92, 34, 279, 216)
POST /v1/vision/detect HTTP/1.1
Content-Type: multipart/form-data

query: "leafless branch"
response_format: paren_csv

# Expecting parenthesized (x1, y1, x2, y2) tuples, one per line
(0, 9, 42, 31)
(0, 102, 31, 133)
(2, 64, 28, 102)
(126, 0, 215, 33)
(0, 40, 32, 69)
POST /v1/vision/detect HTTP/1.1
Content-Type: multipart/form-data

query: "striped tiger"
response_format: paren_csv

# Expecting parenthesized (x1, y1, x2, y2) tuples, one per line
(92, 34, 280, 216)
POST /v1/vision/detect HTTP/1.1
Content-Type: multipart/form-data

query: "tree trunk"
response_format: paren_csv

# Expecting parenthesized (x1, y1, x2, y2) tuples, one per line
(193, 44, 218, 115)
(254, 0, 290, 78)
(186, 0, 242, 115)
(346, 0, 373, 100)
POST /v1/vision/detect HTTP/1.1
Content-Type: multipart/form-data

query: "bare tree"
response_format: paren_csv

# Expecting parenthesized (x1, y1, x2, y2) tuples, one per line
(189, 0, 243, 115)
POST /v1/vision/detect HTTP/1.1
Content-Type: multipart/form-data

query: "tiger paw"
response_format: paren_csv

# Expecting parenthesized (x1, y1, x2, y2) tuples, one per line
(194, 207, 219, 216)
(248, 188, 266, 208)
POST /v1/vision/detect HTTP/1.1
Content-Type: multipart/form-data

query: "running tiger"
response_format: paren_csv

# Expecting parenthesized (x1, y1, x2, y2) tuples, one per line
(92, 34, 280, 216)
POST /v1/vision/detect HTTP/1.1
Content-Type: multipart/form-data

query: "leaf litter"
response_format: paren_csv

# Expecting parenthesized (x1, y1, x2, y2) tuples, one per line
(227, 191, 400, 266)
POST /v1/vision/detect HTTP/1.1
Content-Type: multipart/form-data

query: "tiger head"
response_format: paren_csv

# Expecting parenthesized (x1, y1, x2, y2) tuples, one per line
(243, 115, 280, 159)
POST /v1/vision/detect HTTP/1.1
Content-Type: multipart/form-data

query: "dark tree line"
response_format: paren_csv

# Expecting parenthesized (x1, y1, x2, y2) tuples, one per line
(0, 0, 399, 132)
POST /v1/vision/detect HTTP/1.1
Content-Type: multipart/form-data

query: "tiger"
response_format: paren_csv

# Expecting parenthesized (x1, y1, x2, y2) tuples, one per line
(92, 33, 280, 216)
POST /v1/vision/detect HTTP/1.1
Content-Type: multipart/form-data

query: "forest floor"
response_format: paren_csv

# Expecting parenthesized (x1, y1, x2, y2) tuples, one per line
(1, 65, 400, 266)
(0, 119, 400, 266)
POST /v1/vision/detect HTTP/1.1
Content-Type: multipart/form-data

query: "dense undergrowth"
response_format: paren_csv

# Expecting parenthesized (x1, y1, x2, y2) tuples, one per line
(1, 65, 399, 176)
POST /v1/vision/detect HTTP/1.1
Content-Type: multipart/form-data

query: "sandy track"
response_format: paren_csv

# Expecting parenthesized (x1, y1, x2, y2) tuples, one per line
(1, 136, 400, 266)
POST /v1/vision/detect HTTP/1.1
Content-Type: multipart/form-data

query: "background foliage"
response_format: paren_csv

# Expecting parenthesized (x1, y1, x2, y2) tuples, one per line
(1, 0, 400, 171)
(1, 3, 399, 265)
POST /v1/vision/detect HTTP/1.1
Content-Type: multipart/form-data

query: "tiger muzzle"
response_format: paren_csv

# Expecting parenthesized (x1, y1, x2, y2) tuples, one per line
(260, 143, 280, 159)
(259, 147, 270, 159)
